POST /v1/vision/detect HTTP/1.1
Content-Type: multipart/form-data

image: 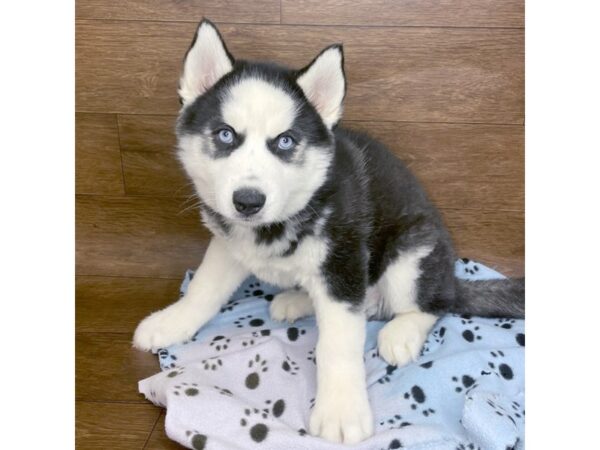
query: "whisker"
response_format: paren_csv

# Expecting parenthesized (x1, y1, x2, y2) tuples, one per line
(177, 200, 203, 216)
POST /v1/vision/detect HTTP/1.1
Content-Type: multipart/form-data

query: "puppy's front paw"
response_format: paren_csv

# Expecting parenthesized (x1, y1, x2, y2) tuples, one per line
(309, 389, 373, 444)
(133, 300, 202, 352)
(377, 318, 427, 367)
(269, 290, 314, 323)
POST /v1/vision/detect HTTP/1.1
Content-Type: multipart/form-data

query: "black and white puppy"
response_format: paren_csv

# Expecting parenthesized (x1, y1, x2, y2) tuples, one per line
(134, 19, 525, 444)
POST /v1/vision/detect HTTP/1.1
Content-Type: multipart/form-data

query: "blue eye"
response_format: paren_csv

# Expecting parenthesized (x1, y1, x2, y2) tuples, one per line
(217, 128, 234, 144)
(277, 135, 295, 150)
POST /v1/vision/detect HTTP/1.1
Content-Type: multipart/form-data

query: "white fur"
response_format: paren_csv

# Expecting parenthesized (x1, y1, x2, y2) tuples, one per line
(225, 228, 329, 288)
(377, 311, 438, 367)
(308, 282, 373, 444)
(297, 46, 345, 128)
(178, 21, 233, 105)
(372, 246, 437, 366)
(269, 289, 314, 322)
(363, 285, 384, 319)
(222, 78, 298, 139)
(133, 237, 249, 351)
(374, 245, 434, 317)
(177, 77, 332, 227)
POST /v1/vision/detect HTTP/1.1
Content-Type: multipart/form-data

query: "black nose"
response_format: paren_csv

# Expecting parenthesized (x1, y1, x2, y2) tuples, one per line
(232, 188, 266, 216)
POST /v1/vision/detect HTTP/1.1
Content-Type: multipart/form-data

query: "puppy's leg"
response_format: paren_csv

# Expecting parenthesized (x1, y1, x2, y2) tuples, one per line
(269, 288, 314, 323)
(308, 286, 373, 444)
(133, 237, 249, 351)
(377, 311, 437, 366)
(376, 246, 438, 366)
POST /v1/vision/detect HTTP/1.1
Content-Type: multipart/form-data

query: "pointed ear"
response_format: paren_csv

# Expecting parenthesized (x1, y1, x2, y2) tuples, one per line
(178, 19, 234, 105)
(296, 45, 346, 128)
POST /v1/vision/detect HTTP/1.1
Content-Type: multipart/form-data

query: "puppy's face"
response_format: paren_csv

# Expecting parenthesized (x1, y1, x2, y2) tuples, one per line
(176, 20, 346, 226)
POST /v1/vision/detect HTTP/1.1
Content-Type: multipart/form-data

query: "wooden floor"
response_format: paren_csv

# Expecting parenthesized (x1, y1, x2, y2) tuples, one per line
(75, 1, 524, 448)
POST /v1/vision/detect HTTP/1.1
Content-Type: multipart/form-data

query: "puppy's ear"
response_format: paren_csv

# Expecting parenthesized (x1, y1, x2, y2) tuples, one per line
(178, 19, 234, 105)
(296, 45, 346, 128)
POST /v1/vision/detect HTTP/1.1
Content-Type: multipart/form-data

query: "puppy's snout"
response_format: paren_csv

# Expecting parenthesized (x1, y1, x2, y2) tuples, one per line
(232, 188, 266, 216)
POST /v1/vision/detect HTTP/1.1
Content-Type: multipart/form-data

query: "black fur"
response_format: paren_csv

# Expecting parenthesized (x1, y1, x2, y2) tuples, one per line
(254, 223, 287, 245)
(314, 128, 524, 317)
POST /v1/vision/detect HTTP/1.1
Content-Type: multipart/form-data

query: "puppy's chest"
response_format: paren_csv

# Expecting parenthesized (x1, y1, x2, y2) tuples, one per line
(225, 228, 328, 288)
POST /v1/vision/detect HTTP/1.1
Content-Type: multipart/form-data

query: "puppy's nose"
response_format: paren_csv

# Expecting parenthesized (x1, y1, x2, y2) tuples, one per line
(232, 188, 266, 216)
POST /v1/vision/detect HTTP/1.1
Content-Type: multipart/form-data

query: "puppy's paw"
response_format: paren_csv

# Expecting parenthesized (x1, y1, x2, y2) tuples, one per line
(377, 317, 428, 367)
(269, 290, 314, 323)
(309, 389, 373, 444)
(133, 300, 202, 352)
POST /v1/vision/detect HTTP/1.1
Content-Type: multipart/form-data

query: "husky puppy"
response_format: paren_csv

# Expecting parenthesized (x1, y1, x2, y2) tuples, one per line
(134, 19, 525, 444)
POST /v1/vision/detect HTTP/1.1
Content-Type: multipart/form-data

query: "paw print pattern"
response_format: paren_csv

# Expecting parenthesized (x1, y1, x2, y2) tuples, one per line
(185, 430, 207, 450)
(244, 282, 263, 298)
(244, 281, 275, 302)
(451, 374, 476, 393)
(241, 337, 256, 347)
(209, 335, 231, 351)
(485, 398, 524, 428)
(377, 365, 398, 384)
(464, 265, 480, 275)
(460, 317, 482, 343)
(432, 326, 446, 344)
(403, 385, 435, 417)
(495, 318, 516, 330)
(264, 398, 286, 418)
(158, 348, 179, 369)
(516, 333, 525, 346)
(456, 443, 481, 450)
(173, 382, 200, 397)
(245, 354, 268, 389)
(510, 400, 525, 420)
(483, 351, 514, 380)
(243, 329, 272, 346)
(462, 327, 482, 342)
(378, 413, 411, 430)
(166, 368, 185, 378)
(201, 357, 223, 371)
(286, 326, 307, 342)
(307, 348, 316, 364)
(253, 329, 271, 338)
(309, 397, 315, 409)
(213, 385, 233, 397)
(234, 315, 266, 328)
(387, 439, 404, 449)
(281, 356, 299, 375)
(460, 258, 481, 276)
(240, 407, 270, 443)
(220, 300, 241, 313)
(421, 326, 445, 355)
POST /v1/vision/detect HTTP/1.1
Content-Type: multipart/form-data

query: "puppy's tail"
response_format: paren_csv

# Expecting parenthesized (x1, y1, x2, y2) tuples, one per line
(450, 277, 525, 319)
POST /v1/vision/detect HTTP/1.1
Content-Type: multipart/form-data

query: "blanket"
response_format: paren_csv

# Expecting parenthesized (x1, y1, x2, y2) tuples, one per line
(139, 259, 525, 450)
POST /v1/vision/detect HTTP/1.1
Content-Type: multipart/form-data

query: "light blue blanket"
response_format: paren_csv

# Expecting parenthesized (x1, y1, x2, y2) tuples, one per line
(139, 259, 524, 450)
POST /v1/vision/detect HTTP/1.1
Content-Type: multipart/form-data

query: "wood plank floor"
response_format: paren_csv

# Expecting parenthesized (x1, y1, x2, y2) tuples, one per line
(75, 1, 524, 447)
